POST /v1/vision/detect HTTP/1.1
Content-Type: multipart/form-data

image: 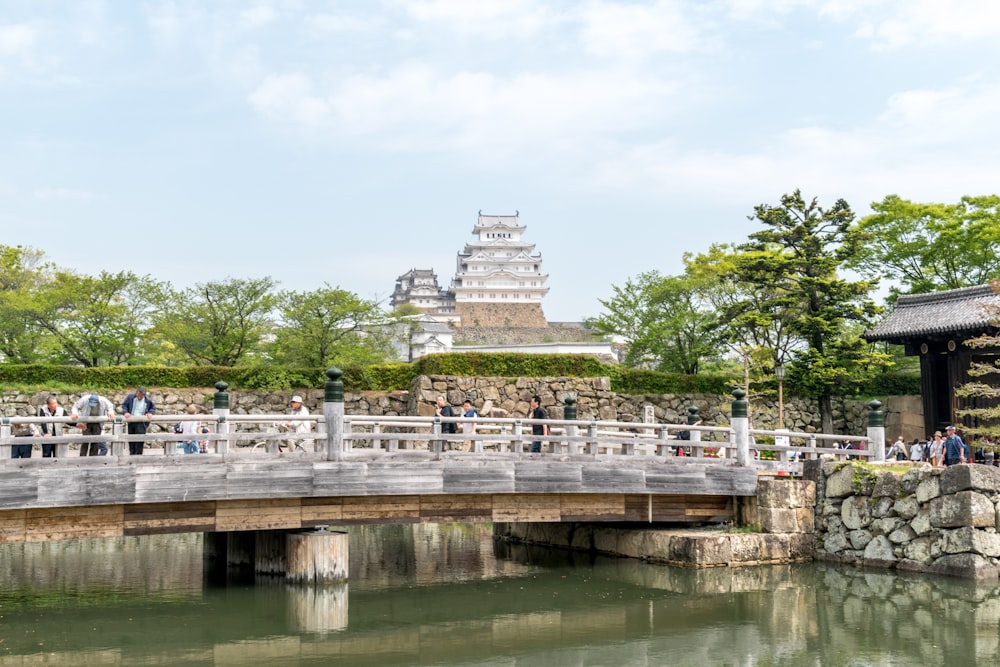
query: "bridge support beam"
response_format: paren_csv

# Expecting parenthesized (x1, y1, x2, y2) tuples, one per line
(202, 528, 349, 583)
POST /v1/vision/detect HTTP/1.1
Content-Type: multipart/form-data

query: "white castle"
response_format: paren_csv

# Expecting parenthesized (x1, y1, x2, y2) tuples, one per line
(392, 211, 549, 327)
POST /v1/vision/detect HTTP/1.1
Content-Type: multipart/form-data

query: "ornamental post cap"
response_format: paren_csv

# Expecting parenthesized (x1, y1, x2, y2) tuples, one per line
(326, 367, 343, 381)
(214, 381, 229, 392)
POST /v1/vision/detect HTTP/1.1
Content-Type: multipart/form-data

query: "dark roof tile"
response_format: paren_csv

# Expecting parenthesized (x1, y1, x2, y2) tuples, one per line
(865, 284, 1000, 342)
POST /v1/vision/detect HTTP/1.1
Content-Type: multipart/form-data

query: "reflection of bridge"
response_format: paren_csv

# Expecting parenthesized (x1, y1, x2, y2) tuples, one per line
(0, 375, 880, 545)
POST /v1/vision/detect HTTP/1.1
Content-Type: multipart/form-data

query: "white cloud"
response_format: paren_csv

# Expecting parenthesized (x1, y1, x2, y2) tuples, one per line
(399, 0, 559, 38)
(33, 187, 98, 202)
(241, 6, 276, 28)
(850, 0, 1000, 49)
(249, 63, 678, 157)
(578, 0, 705, 59)
(0, 23, 37, 58)
(308, 13, 385, 34)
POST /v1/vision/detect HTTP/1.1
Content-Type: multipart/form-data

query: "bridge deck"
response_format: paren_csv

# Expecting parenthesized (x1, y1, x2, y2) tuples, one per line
(0, 451, 755, 543)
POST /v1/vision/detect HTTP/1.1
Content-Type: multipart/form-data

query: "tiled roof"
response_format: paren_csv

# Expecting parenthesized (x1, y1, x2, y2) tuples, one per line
(865, 284, 1000, 342)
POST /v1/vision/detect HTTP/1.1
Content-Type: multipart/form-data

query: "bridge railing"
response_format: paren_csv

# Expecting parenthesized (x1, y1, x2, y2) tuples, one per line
(1, 412, 871, 468)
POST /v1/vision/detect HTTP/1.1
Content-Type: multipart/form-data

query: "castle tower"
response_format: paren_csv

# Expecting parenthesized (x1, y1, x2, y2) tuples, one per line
(450, 212, 549, 328)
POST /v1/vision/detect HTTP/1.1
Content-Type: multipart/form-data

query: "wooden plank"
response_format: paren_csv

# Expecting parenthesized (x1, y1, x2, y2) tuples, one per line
(492, 494, 562, 522)
(301, 497, 344, 525)
(420, 494, 492, 522)
(24, 505, 124, 542)
(215, 498, 302, 531)
(560, 494, 626, 521)
(313, 462, 371, 496)
(134, 466, 228, 503)
(442, 464, 515, 494)
(341, 495, 420, 522)
(513, 462, 583, 493)
(0, 509, 26, 543)
(123, 501, 217, 535)
(580, 468, 647, 494)
(365, 464, 443, 495)
(0, 471, 38, 508)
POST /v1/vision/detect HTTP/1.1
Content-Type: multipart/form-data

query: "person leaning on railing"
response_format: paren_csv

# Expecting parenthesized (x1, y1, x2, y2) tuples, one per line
(32, 396, 71, 458)
(70, 393, 116, 457)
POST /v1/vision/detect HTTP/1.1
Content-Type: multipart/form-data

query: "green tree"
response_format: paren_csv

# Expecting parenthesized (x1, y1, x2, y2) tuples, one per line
(712, 191, 888, 431)
(29, 270, 157, 366)
(271, 285, 396, 367)
(851, 194, 1000, 296)
(955, 286, 1000, 441)
(588, 271, 720, 374)
(0, 244, 51, 363)
(152, 277, 278, 366)
(684, 243, 798, 390)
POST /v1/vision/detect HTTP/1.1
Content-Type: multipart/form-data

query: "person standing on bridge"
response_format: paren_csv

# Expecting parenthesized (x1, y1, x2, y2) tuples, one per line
(122, 386, 156, 456)
(33, 396, 71, 457)
(461, 400, 478, 452)
(280, 395, 313, 451)
(70, 393, 116, 457)
(529, 395, 549, 454)
(435, 395, 457, 449)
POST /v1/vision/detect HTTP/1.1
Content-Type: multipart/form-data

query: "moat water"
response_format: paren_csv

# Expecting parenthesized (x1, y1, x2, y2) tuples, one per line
(1, 525, 998, 665)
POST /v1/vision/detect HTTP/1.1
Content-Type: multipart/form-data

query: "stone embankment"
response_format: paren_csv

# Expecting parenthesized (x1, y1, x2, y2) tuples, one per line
(807, 459, 1000, 581)
(495, 479, 816, 568)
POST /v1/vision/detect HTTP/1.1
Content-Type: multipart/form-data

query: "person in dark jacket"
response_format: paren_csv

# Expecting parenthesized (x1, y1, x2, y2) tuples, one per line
(122, 386, 156, 456)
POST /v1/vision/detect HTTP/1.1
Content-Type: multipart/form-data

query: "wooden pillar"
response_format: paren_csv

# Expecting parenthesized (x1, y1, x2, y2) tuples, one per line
(732, 389, 751, 466)
(255, 529, 287, 575)
(227, 531, 255, 570)
(286, 529, 349, 584)
(867, 400, 886, 463)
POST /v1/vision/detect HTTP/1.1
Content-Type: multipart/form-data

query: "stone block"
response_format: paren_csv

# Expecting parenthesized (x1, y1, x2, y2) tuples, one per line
(826, 464, 857, 499)
(823, 532, 848, 554)
(872, 472, 900, 498)
(871, 496, 895, 519)
(915, 476, 941, 504)
(871, 517, 904, 536)
(930, 491, 996, 529)
(939, 464, 1000, 495)
(928, 553, 1000, 581)
(893, 497, 919, 521)
(903, 536, 934, 564)
(842, 496, 871, 530)
(889, 525, 917, 545)
(757, 479, 816, 508)
(910, 509, 933, 536)
(940, 527, 1000, 557)
(848, 529, 872, 550)
(863, 535, 896, 565)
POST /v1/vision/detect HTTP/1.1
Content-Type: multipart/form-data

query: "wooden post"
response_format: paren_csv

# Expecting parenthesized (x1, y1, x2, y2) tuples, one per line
(732, 389, 751, 466)
(227, 531, 255, 571)
(255, 530, 287, 575)
(512, 420, 522, 453)
(563, 395, 578, 455)
(657, 425, 671, 457)
(286, 529, 349, 584)
(213, 381, 230, 456)
(867, 400, 885, 462)
(324, 368, 344, 461)
(0, 418, 11, 459)
(112, 416, 125, 457)
(587, 422, 599, 456)
(372, 422, 382, 451)
(431, 418, 443, 454)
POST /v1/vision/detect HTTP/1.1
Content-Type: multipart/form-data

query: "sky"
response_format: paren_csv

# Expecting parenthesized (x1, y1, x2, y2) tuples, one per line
(3, 1, 1000, 322)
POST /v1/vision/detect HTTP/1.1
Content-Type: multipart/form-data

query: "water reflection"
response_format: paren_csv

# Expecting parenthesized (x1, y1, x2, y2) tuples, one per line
(0, 526, 998, 665)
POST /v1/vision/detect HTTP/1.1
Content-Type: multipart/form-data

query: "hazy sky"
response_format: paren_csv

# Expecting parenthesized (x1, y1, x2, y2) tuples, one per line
(3, 1, 999, 321)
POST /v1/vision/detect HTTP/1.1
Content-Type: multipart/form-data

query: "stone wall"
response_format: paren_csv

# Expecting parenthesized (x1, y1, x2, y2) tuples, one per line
(495, 480, 817, 567)
(454, 302, 548, 328)
(455, 324, 596, 345)
(806, 459, 1000, 581)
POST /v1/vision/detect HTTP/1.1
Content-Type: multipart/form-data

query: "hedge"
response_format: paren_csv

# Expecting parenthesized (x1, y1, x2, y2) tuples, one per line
(0, 355, 920, 396)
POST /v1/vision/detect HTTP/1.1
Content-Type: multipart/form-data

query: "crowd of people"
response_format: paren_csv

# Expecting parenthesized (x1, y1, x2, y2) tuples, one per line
(885, 426, 997, 467)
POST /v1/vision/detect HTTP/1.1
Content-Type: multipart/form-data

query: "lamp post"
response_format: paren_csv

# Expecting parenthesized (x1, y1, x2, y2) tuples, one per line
(775, 363, 786, 430)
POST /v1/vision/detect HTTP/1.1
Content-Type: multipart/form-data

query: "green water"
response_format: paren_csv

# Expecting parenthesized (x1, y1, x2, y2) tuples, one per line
(0, 525, 998, 665)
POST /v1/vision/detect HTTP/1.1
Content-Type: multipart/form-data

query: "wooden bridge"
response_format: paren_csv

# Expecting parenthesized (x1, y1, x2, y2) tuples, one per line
(0, 381, 879, 545)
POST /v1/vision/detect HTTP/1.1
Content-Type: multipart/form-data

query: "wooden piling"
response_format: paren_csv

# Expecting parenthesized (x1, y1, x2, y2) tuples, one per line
(286, 529, 348, 584)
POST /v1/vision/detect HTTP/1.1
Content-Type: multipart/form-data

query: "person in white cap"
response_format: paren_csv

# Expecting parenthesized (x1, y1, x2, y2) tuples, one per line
(280, 395, 312, 451)
(70, 393, 116, 456)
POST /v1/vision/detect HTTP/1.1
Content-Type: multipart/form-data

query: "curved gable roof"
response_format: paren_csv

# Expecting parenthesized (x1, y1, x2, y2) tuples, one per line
(865, 283, 1000, 343)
